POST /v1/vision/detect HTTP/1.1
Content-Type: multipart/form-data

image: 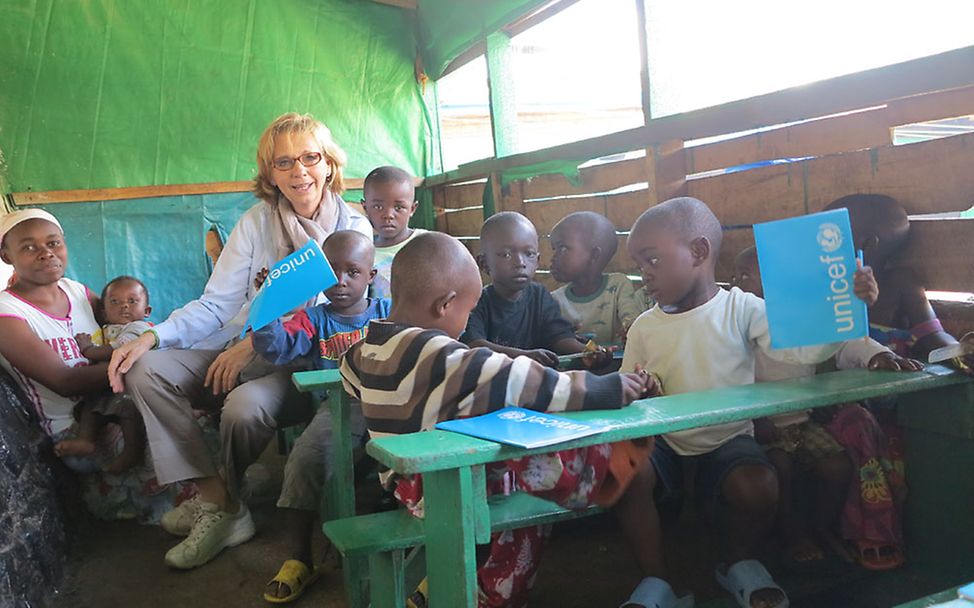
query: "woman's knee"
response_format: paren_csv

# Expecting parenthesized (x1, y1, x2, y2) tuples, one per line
(722, 464, 779, 513)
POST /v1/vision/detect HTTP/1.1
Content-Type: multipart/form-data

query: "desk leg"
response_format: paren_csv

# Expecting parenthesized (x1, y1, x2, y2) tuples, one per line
(423, 467, 479, 607)
(322, 387, 367, 607)
(369, 550, 406, 608)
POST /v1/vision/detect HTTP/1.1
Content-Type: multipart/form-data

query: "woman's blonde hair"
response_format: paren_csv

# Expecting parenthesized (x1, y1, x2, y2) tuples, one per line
(252, 112, 347, 203)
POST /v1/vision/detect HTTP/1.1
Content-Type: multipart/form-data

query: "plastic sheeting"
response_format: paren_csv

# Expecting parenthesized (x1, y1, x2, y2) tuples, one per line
(0, 367, 66, 608)
(43, 192, 256, 322)
(417, 0, 548, 79)
(0, 0, 432, 193)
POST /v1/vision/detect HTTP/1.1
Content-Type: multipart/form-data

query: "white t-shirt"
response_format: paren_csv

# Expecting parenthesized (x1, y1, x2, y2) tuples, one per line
(0, 278, 100, 436)
(621, 286, 840, 455)
(372, 228, 427, 300)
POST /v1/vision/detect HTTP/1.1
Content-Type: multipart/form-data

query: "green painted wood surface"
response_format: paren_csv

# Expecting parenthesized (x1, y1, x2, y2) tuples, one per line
(323, 491, 602, 556)
(367, 368, 972, 474)
(369, 550, 406, 608)
(423, 467, 479, 607)
(291, 369, 366, 608)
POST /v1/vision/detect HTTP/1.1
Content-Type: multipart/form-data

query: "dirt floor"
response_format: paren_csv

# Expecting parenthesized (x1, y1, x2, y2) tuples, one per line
(49, 446, 953, 608)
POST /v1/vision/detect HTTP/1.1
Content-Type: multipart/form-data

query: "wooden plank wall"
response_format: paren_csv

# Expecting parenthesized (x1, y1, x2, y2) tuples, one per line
(429, 85, 974, 313)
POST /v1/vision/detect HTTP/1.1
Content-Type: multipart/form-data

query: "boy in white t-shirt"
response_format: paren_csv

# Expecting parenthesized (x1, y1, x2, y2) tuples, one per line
(361, 166, 425, 299)
(620, 197, 903, 608)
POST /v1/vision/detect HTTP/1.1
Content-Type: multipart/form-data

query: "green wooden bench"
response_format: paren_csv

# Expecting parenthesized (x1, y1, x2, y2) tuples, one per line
(299, 367, 973, 607)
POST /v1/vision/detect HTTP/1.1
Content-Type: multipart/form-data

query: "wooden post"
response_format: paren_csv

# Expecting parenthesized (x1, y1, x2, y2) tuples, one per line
(634, 0, 653, 124)
(646, 139, 687, 205)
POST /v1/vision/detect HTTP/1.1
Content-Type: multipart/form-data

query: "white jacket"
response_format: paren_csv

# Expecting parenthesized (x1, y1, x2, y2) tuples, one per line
(153, 199, 372, 350)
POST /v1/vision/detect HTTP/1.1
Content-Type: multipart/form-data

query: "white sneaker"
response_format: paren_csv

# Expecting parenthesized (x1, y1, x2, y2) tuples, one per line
(164, 502, 256, 569)
(160, 496, 201, 537)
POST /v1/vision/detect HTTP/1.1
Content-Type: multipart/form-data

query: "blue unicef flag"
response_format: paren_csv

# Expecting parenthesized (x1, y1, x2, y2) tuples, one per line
(753, 208, 868, 349)
(436, 407, 611, 449)
(241, 240, 337, 336)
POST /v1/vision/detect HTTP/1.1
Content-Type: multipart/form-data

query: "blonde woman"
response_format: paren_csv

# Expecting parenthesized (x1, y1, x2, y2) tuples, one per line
(109, 113, 371, 569)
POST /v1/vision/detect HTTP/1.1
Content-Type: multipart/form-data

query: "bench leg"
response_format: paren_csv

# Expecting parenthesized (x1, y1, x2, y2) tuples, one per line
(368, 550, 406, 608)
(423, 467, 479, 607)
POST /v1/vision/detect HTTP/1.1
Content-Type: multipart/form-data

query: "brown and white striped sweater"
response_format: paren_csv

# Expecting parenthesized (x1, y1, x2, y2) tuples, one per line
(339, 320, 624, 439)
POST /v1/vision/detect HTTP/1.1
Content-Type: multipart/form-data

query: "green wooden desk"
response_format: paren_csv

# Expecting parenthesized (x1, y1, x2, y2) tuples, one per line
(365, 368, 973, 607)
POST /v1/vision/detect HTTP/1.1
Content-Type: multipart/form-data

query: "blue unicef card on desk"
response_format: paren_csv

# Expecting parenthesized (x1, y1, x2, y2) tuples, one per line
(753, 208, 867, 349)
(241, 240, 337, 336)
(436, 407, 612, 449)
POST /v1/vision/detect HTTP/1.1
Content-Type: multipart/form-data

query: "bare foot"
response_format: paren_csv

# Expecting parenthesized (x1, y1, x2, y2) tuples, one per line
(102, 448, 144, 474)
(814, 527, 855, 563)
(784, 535, 825, 565)
(54, 438, 96, 458)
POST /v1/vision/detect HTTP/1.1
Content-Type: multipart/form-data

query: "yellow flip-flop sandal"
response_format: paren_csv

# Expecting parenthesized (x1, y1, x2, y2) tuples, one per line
(263, 559, 321, 604)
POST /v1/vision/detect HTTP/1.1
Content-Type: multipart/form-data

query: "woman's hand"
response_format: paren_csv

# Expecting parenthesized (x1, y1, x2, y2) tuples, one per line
(254, 267, 269, 291)
(204, 335, 257, 395)
(108, 332, 156, 393)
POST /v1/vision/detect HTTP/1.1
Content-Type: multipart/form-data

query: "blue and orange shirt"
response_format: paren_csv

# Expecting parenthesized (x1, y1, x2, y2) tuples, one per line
(253, 298, 391, 370)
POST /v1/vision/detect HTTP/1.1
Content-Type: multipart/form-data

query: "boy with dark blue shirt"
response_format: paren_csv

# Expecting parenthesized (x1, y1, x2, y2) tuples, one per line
(253, 230, 390, 603)
(463, 211, 604, 368)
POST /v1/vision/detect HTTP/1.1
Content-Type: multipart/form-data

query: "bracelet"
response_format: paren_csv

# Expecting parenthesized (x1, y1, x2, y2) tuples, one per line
(146, 329, 160, 349)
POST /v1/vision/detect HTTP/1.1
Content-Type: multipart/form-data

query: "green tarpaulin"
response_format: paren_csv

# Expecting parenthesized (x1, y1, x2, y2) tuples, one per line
(0, 0, 432, 192)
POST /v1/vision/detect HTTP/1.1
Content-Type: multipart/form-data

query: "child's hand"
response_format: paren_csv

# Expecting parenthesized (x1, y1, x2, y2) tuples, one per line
(581, 346, 616, 370)
(254, 267, 269, 291)
(868, 351, 923, 372)
(522, 348, 560, 368)
(853, 259, 879, 307)
(620, 370, 659, 403)
(632, 364, 661, 398)
(753, 417, 779, 445)
(75, 332, 93, 354)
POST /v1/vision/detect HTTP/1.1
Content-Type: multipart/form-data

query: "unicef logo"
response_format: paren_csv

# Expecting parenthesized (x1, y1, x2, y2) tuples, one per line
(498, 410, 527, 421)
(817, 223, 842, 253)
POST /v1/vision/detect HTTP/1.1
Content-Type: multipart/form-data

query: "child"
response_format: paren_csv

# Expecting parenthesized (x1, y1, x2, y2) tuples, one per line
(821, 193, 967, 569)
(621, 197, 885, 608)
(549, 211, 647, 344)
(0, 209, 188, 520)
(825, 194, 972, 365)
(253, 230, 390, 604)
(733, 245, 919, 568)
(339, 231, 668, 608)
(55, 275, 154, 473)
(463, 211, 606, 368)
(362, 166, 425, 300)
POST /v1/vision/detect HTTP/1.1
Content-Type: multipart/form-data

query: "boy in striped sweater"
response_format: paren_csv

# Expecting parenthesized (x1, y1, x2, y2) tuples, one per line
(340, 232, 667, 608)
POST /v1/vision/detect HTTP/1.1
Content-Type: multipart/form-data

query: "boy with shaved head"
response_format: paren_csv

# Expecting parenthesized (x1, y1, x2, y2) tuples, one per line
(253, 230, 390, 603)
(340, 231, 665, 608)
(464, 211, 600, 368)
(549, 211, 646, 344)
(622, 197, 884, 608)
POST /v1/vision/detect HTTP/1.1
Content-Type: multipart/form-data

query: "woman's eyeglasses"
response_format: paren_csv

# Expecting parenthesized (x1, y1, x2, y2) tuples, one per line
(272, 152, 324, 171)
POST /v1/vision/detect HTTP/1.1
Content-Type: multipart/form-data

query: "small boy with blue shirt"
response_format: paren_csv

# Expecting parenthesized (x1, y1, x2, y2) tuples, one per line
(463, 211, 607, 368)
(253, 230, 390, 604)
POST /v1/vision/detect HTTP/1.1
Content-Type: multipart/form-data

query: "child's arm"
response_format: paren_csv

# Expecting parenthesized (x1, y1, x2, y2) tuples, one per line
(465, 338, 560, 368)
(251, 308, 317, 366)
(835, 338, 922, 372)
(75, 332, 114, 362)
(895, 271, 963, 360)
(0, 318, 109, 396)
